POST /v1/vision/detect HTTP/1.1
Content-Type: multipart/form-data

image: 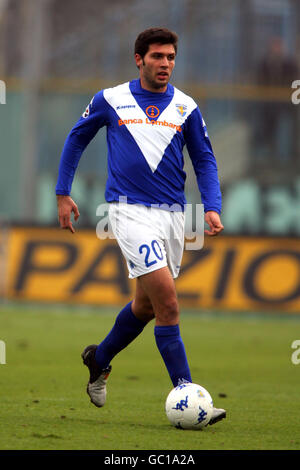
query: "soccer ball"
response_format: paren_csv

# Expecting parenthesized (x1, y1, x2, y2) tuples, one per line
(195, 384, 214, 407)
(165, 383, 213, 430)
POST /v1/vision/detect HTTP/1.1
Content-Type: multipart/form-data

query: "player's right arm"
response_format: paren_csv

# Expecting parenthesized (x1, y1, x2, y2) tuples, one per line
(55, 91, 109, 232)
(57, 195, 80, 233)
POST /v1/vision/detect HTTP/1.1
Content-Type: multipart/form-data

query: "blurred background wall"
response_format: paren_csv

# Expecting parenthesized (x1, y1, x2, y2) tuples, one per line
(0, 0, 299, 232)
(0, 0, 299, 311)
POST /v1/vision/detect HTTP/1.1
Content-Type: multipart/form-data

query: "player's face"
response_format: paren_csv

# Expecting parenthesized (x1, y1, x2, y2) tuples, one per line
(135, 43, 176, 93)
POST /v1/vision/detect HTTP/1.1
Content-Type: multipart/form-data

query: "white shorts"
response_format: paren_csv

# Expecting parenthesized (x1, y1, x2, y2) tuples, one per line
(109, 202, 185, 279)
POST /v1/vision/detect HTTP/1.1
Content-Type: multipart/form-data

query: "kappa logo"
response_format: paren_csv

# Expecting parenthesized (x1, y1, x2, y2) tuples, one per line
(202, 117, 209, 137)
(82, 107, 89, 118)
(176, 104, 187, 117)
(116, 104, 136, 110)
(82, 97, 94, 118)
(145, 105, 160, 118)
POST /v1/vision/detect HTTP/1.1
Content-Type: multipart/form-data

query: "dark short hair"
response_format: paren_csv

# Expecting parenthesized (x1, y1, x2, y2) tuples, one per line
(134, 27, 178, 58)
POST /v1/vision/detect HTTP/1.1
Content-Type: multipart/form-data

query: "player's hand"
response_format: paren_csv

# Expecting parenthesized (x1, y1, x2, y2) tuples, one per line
(57, 195, 80, 233)
(204, 211, 224, 236)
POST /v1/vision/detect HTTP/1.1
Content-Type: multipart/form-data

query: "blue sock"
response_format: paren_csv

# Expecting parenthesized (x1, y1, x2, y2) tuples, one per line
(95, 301, 146, 369)
(154, 324, 192, 387)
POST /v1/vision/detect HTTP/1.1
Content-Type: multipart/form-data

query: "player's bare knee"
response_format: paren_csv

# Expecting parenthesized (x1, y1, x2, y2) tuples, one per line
(132, 298, 155, 323)
(156, 298, 179, 325)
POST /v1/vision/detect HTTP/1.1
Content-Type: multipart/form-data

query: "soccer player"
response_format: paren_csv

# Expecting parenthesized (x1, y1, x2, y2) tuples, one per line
(56, 28, 226, 425)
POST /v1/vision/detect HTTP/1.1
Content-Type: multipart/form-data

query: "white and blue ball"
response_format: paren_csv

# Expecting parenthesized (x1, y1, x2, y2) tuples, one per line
(165, 383, 213, 430)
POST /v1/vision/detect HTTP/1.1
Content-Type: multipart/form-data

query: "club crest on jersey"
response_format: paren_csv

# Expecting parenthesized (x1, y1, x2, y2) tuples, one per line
(176, 104, 187, 117)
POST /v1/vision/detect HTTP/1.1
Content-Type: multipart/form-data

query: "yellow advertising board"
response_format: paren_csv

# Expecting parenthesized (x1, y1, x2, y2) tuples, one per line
(4, 227, 300, 313)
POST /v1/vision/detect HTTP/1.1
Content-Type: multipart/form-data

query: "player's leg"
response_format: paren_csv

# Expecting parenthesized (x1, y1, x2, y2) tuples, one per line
(136, 266, 179, 325)
(94, 277, 155, 366)
(82, 203, 187, 405)
(138, 267, 226, 425)
(137, 266, 192, 387)
(131, 279, 156, 323)
(94, 303, 149, 370)
(81, 281, 155, 407)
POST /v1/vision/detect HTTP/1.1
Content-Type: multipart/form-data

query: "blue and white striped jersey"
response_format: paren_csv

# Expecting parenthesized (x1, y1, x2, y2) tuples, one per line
(56, 79, 222, 213)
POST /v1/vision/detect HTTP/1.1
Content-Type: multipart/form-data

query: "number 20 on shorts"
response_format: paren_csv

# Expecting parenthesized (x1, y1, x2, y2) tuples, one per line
(139, 240, 164, 268)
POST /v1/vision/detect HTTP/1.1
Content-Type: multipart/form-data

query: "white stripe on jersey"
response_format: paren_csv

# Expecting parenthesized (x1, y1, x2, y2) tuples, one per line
(103, 82, 197, 172)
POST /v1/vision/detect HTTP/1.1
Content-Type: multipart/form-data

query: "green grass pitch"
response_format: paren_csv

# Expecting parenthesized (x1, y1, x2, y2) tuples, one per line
(0, 303, 300, 450)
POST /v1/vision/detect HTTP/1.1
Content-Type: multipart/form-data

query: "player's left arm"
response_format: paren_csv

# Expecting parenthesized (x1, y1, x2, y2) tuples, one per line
(183, 106, 223, 236)
(204, 211, 224, 236)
